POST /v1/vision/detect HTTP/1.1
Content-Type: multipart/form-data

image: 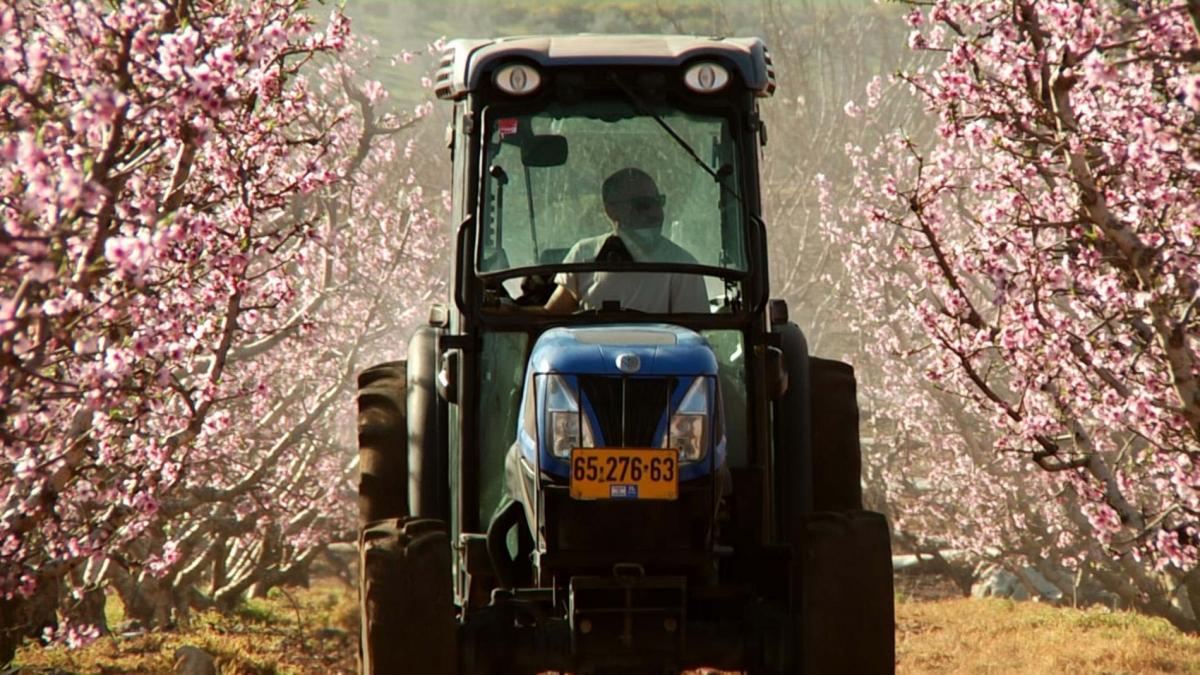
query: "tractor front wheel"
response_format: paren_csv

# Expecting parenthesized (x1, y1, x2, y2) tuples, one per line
(357, 361, 407, 527)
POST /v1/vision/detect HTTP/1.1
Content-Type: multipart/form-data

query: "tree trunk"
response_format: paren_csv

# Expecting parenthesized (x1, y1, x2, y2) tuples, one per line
(107, 565, 174, 630)
(0, 574, 59, 666)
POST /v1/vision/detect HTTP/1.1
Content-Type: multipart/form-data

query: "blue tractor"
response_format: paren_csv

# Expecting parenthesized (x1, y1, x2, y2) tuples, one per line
(356, 35, 894, 674)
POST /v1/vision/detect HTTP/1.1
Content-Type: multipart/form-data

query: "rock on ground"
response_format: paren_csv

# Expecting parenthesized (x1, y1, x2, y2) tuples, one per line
(173, 645, 218, 675)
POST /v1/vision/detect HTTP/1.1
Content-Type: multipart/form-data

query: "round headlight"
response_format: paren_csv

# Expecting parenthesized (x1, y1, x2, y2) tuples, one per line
(494, 64, 541, 95)
(683, 62, 730, 93)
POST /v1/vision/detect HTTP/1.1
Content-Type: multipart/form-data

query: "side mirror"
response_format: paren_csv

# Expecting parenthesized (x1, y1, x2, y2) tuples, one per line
(768, 298, 789, 326)
(765, 346, 789, 400)
(521, 134, 568, 167)
(748, 216, 769, 311)
(428, 303, 449, 328)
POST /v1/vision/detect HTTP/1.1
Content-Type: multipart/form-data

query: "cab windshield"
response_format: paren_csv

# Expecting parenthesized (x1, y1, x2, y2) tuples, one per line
(477, 101, 748, 283)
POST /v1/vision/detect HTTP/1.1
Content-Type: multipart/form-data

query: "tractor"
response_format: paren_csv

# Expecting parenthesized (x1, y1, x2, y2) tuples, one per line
(356, 35, 894, 674)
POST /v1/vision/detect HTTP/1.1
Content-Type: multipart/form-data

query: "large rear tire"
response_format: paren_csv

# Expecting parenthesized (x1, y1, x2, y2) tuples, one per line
(358, 362, 408, 527)
(796, 511, 894, 675)
(795, 362, 893, 673)
(359, 517, 457, 674)
(771, 328, 893, 673)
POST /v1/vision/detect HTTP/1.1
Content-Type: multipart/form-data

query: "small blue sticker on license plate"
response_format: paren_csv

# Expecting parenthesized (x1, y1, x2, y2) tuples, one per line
(609, 484, 638, 499)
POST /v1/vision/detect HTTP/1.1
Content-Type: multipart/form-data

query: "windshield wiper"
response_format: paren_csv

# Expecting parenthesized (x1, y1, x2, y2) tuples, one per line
(607, 73, 743, 205)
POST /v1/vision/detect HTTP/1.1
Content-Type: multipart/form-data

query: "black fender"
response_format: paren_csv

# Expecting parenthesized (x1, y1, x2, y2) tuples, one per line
(408, 325, 450, 521)
(808, 357, 863, 511)
(772, 320, 813, 539)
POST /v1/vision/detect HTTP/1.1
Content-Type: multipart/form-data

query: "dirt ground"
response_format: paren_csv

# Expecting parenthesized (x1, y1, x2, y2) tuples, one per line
(12, 572, 1200, 674)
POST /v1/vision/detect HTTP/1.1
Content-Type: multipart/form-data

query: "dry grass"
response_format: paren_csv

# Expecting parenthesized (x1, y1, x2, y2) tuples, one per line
(12, 576, 1200, 674)
(11, 577, 358, 674)
(895, 596, 1200, 674)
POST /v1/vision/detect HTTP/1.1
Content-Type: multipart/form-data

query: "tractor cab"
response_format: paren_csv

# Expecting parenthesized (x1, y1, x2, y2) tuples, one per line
(356, 35, 895, 675)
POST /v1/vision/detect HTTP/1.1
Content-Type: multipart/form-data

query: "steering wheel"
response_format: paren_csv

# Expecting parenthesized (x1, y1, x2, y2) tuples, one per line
(514, 274, 555, 306)
(570, 304, 646, 317)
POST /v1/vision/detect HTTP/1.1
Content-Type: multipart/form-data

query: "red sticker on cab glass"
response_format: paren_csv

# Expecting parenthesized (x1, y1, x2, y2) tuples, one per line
(498, 118, 519, 137)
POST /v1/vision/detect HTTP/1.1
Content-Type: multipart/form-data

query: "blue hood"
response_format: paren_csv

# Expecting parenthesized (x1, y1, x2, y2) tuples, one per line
(517, 323, 725, 482)
(527, 324, 718, 377)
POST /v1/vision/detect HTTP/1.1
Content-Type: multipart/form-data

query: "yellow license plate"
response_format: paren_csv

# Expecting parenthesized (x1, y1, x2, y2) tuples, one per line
(569, 448, 678, 500)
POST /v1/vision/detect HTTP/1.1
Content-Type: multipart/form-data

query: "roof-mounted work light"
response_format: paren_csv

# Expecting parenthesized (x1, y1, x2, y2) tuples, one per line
(493, 64, 541, 95)
(683, 62, 729, 93)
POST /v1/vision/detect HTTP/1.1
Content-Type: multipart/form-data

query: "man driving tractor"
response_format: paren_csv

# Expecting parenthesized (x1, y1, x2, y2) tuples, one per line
(539, 167, 710, 314)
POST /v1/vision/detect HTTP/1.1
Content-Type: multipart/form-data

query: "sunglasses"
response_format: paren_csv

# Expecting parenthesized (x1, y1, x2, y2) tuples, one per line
(617, 194, 666, 211)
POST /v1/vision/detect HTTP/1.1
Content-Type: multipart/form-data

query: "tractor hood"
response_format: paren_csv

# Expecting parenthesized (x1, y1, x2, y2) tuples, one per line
(527, 324, 718, 377)
(518, 324, 726, 482)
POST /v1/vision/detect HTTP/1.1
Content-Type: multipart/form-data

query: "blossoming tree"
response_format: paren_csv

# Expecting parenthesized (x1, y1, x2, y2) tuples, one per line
(828, 0, 1200, 626)
(0, 0, 443, 655)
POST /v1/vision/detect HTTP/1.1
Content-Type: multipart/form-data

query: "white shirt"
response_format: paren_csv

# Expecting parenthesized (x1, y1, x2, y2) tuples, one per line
(553, 232, 710, 313)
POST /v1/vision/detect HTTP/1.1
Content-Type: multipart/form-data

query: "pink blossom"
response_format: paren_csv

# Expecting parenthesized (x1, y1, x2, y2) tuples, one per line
(0, 2, 451, 636)
(42, 622, 101, 649)
(104, 234, 153, 279)
(823, 0, 1200, 617)
(363, 79, 387, 104)
(1181, 75, 1200, 112)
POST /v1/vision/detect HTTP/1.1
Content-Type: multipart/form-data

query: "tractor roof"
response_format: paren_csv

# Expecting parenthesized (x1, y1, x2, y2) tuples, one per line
(433, 35, 776, 101)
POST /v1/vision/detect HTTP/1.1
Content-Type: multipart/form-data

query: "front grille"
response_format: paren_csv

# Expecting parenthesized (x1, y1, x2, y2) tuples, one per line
(577, 376, 672, 447)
